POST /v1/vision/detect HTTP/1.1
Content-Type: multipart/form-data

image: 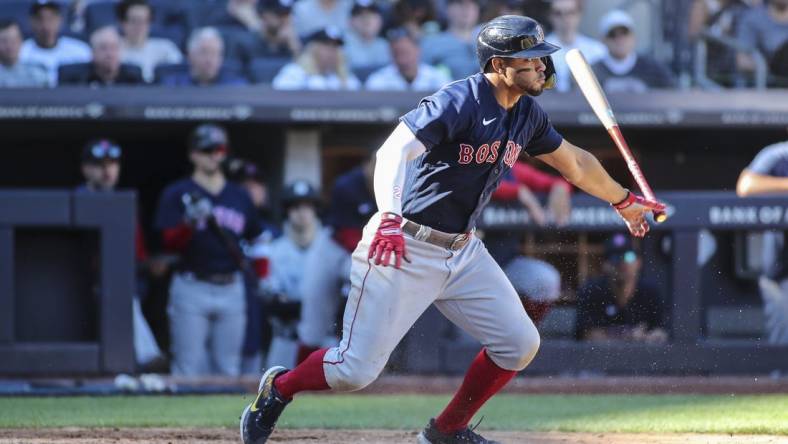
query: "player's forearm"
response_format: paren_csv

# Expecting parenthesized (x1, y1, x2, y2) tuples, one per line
(373, 122, 426, 215)
(736, 170, 788, 196)
(568, 149, 628, 204)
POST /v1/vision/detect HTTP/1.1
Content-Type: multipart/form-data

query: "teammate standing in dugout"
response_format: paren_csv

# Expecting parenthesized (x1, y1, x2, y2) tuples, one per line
(242, 15, 665, 444)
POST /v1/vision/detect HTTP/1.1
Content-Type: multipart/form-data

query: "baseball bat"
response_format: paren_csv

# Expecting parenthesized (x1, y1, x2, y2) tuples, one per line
(565, 48, 667, 223)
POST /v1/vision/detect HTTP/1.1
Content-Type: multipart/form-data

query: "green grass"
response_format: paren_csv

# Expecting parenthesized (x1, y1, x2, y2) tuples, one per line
(1, 394, 787, 435)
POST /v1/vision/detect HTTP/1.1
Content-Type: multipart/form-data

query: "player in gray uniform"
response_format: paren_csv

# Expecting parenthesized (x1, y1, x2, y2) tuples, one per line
(737, 135, 788, 344)
(262, 180, 327, 369)
(241, 15, 664, 444)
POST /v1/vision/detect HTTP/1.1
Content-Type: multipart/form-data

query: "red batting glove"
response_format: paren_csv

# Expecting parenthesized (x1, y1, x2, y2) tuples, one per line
(612, 190, 666, 238)
(368, 212, 408, 269)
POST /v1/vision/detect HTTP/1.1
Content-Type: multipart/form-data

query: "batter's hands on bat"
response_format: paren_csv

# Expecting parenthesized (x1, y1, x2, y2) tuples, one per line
(612, 190, 666, 238)
(368, 212, 408, 268)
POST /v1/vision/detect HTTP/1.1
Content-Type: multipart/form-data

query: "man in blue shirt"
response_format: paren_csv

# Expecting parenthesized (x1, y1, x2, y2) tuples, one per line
(242, 15, 664, 444)
(155, 123, 261, 376)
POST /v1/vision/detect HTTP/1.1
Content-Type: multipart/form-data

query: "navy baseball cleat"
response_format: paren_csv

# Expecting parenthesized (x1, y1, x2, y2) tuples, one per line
(417, 418, 501, 444)
(240, 366, 290, 444)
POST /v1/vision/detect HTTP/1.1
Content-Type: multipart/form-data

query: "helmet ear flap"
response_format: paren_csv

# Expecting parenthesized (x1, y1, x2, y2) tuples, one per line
(541, 55, 557, 90)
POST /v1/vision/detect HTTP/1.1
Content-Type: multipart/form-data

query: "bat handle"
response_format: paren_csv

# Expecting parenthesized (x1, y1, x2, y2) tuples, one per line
(607, 126, 667, 223)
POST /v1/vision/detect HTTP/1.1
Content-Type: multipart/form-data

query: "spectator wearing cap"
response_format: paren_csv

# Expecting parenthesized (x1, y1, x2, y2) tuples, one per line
(116, 0, 183, 83)
(0, 20, 48, 87)
(58, 26, 144, 86)
(546, 0, 607, 92)
(206, 0, 263, 33)
(272, 27, 361, 90)
(343, 0, 390, 71)
(154, 123, 263, 376)
(575, 233, 667, 343)
(591, 10, 675, 93)
(158, 27, 248, 86)
(420, 0, 481, 80)
(262, 180, 328, 369)
(292, 0, 352, 38)
(76, 139, 167, 372)
(250, 0, 301, 58)
(364, 28, 449, 91)
(19, 1, 91, 86)
(735, 0, 788, 82)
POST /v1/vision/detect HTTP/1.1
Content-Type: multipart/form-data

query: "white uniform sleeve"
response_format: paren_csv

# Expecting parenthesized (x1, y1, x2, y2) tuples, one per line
(373, 122, 426, 215)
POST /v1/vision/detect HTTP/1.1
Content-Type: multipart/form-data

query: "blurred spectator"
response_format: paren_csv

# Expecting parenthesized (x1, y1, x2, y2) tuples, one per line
(688, 0, 752, 87)
(292, 0, 352, 38)
(248, 0, 301, 58)
(76, 139, 166, 371)
(226, 158, 280, 374)
(263, 180, 326, 369)
(344, 0, 390, 70)
(154, 124, 263, 376)
(575, 233, 667, 343)
(19, 0, 91, 86)
(591, 10, 675, 93)
(58, 26, 144, 86)
(736, 0, 788, 81)
(0, 20, 48, 87)
(365, 28, 450, 90)
(272, 27, 361, 90)
(420, 0, 480, 79)
(503, 256, 561, 326)
(207, 0, 264, 32)
(736, 134, 788, 344)
(546, 0, 607, 92)
(389, 0, 438, 42)
(158, 27, 248, 86)
(116, 0, 183, 83)
(297, 156, 376, 363)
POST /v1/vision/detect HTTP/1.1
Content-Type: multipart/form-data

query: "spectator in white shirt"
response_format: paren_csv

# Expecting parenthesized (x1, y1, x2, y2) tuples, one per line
(344, 0, 390, 70)
(19, 0, 91, 86)
(0, 20, 48, 87)
(272, 27, 360, 90)
(365, 28, 450, 91)
(117, 0, 182, 82)
(546, 0, 607, 92)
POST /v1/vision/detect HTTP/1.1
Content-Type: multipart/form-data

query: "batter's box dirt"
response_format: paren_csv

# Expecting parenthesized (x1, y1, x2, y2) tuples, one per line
(0, 428, 786, 444)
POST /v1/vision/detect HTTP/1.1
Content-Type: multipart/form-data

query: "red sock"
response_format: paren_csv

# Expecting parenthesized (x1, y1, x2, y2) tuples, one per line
(273, 348, 331, 399)
(434, 349, 517, 435)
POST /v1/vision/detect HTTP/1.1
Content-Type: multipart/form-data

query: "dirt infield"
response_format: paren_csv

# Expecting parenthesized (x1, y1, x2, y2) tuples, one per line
(0, 428, 786, 444)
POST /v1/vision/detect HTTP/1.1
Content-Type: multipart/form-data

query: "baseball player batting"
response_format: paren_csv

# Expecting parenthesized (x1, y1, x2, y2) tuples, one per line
(241, 15, 665, 444)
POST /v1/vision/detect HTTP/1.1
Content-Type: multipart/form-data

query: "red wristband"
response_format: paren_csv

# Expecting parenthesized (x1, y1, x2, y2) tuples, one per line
(611, 190, 635, 210)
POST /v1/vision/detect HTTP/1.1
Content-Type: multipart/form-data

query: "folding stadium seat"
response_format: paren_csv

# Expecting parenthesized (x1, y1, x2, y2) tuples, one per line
(248, 57, 291, 84)
(352, 64, 386, 84)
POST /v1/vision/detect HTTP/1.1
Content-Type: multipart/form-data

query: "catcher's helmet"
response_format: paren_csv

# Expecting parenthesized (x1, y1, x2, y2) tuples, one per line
(476, 15, 560, 89)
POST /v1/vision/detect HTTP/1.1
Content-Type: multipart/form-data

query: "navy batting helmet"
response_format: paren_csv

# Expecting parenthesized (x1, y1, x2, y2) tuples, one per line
(476, 15, 560, 89)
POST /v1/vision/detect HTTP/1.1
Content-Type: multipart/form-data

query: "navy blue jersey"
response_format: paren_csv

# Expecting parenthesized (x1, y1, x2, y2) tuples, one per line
(400, 73, 563, 233)
(155, 178, 262, 275)
(328, 166, 376, 230)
